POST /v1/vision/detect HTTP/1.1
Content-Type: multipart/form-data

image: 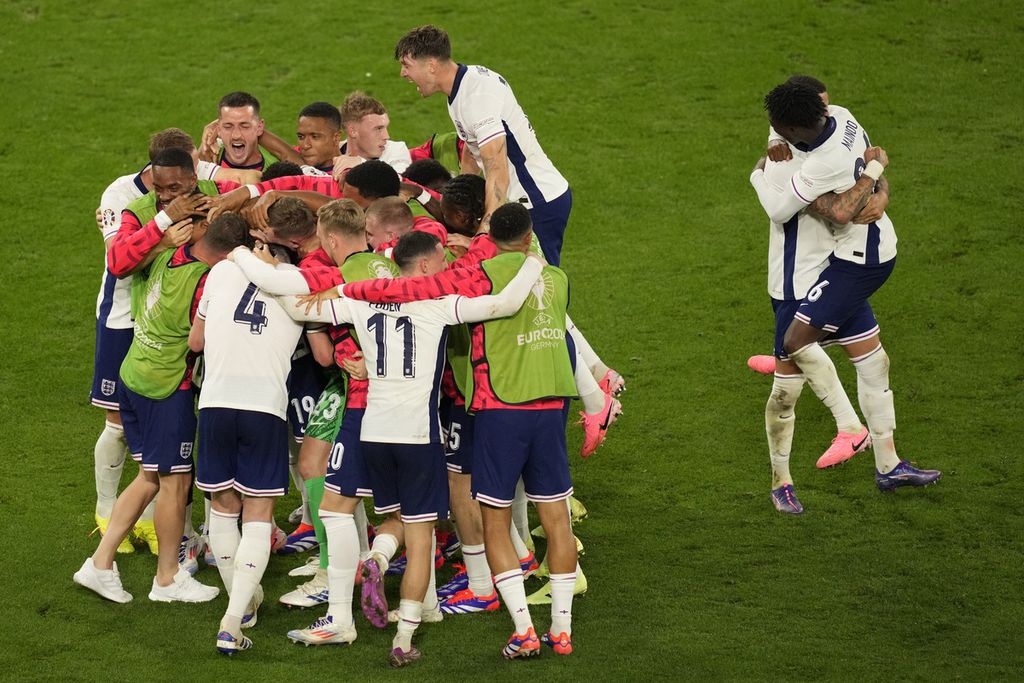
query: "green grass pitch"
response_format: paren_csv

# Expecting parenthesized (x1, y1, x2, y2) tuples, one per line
(0, 1, 1021, 679)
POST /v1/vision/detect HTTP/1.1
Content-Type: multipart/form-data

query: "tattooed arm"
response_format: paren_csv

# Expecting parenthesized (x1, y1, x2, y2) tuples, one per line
(478, 136, 511, 231)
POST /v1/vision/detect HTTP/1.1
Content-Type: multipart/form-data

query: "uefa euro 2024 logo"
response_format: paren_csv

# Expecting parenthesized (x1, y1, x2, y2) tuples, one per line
(369, 258, 395, 280)
(527, 271, 555, 327)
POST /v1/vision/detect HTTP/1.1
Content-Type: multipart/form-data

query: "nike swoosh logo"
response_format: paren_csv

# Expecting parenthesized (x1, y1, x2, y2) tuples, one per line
(853, 434, 869, 450)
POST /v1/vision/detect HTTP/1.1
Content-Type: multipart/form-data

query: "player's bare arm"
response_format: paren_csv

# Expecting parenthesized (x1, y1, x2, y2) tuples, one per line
(808, 146, 889, 225)
(852, 175, 890, 224)
(258, 128, 303, 166)
(478, 137, 510, 229)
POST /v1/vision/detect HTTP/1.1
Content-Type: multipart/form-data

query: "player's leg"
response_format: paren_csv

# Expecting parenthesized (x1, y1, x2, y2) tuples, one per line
(566, 313, 625, 396)
(196, 407, 242, 594)
(473, 410, 539, 658)
(568, 325, 622, 457)
(521, 409, 576, 654)
(528, 188, 571, 267)
(390, 520, 433, 668)
(146, 391, 219, 603)
(216, 496, 274, 655)
(287, 408, 367, 645)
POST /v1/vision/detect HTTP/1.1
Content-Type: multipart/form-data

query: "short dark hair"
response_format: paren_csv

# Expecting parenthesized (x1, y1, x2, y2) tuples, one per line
(204, 212, 253, 253)
(148, 128, 195, 162)
(442, 174, 485, 221)
(260, 160, 304, 181)
(393, 231, 441, 271)
(786, 74, 827, 94)
(345, 160, 400, 200)
(404, 158, 452, 191)
(219, 91, 261, 115)
(267, 197, 316, 241)
(394, 25, 451, 61)
(764, 82, 827, 129)
(489, 203, 532, 244)
(299, 101, 342, 130)
(150, 147, 195, 173)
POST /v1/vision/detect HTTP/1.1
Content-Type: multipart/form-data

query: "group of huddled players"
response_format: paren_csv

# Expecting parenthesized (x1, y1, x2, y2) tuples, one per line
(73, 25, 625, 667)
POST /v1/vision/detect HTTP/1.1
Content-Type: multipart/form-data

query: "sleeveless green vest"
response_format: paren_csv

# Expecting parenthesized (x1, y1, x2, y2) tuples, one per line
(125, 179, 220, 321)
(120, 247, 209, 399)
(432, 132, 462, 177)
(339, 251, 400, 284)
(407, 198, 432, 219)
(216, 146, 278, 170)
(467, 253, 576, 406)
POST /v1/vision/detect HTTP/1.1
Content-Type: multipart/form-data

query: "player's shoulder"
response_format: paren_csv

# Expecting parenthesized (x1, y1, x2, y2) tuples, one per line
(101, 172, 145, 207)
(461, 64, 508, 95)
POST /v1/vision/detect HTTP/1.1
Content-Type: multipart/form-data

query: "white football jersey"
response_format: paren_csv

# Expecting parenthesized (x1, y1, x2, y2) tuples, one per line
(339, 140, 412, 175)
(196, 260, 303, 419)
(763, 155, 835, 300)
(96, 161, 218, 328)
(326, 296, 468, 445)
(447, 64, 569, 208)
(790, 106, 897, 265)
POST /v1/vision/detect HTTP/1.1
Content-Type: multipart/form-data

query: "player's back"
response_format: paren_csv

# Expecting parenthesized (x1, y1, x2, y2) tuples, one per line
(763, 154, 835, 300)
(340, 296, 461, 445)
(448, 64, 568, 207)
(198, 260, 303, 419)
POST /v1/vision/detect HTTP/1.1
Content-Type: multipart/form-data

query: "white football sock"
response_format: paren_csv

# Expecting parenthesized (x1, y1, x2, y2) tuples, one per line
(208, 509, 241, 592)
(790, 342, 862, 434)
(853, 345, 900, 473)
(549, 572, 577, 636)
(512, 480, 530, 545)
(463, 544, 494, 596)
(394, 599, 421, 651)
(321, 511, 358, 627)
(495, 569, 533, 633)
(224, 521, 271, 630)
(368, 532, 399, 573)
(766, 373, 805, 488)
(575, 348, 606, 414)
(94, 420, 126, 519)
(566, 314, 609, 378)
(354, 500, 370, 554)
(203, 496, 211, 535)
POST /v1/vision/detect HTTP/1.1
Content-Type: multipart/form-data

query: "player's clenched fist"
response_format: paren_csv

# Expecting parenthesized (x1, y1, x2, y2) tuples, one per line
(159, 218, 193, 249)
(864, 146, 888, 168)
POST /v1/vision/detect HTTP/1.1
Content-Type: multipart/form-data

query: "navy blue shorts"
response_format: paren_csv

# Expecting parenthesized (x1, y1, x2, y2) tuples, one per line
(90, 322, 133, 409)
(325, 408, 372, 498)
(118, 384, 196, 475)
(529, 188, 572, 267)
(286, 351, 328, 442)
(196, 407, 289, 497)
(443, 402, 475, 475)
(362, 441, 449, 523)
(472, 409, 572, 508)
(772, 299, 879, 361)
(792, 256, 894, 340)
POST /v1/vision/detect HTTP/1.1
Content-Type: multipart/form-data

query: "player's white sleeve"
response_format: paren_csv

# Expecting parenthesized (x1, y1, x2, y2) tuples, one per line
(274, 292, 350, 325)
(232, 248, 311, 295)
(454, 257, 544, 323)
(464, 78, 506, 148)
(767, 124, 786, 147)
(197, 160, 219, 180)
(98, 188, 125, 242)
(750, 168, 808, 224)
(790, 157, 843, 204)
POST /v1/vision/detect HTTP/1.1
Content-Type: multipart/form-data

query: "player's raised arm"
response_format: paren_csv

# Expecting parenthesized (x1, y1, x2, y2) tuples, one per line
(455, 252, 543, 323)
(230, 245, 311, 295)
(749, 157, 811, 224)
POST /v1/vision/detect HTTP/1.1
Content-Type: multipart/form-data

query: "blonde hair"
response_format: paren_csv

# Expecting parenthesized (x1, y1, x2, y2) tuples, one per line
(340, 91, 386, 126)
(317, 199, 365, 238)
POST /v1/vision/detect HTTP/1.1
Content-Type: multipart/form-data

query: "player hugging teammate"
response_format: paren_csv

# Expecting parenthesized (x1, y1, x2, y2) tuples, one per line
(74, 24, 625, 669)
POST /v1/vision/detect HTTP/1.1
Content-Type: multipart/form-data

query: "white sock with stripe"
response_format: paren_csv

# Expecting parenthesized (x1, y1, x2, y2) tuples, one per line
(368, 532, 399, 574)
(394, 598, 421, 651)
(463, 544, 494, 596)
(790, 342, 862, 434)
(495, 569, 533, 634)
(549, 572, 577, 636)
